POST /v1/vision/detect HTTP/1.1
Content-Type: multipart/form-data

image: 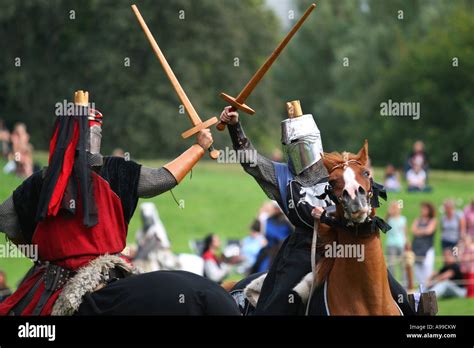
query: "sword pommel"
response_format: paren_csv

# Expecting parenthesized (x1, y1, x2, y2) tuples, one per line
(286, 100, 303, 118)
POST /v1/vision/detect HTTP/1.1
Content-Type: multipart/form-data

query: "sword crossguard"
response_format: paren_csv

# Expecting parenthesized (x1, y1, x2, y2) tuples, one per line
(181, 117, 219, 139)
(181, 116, 220, 159)
(220, 93, 256, 115)
(216, 93, 255, 131)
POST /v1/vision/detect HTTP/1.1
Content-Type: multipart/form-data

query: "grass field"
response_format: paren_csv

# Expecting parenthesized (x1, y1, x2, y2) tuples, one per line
(0, 153, 473, 315)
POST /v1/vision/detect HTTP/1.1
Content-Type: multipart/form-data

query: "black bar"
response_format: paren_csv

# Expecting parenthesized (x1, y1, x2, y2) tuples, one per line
(0, 315, 472, 346)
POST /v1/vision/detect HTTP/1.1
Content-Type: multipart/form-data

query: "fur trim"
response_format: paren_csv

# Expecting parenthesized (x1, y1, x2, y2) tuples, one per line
(243, 273, 267, 307)
(51, 254, 141, 316)
(292, 272, 316, 304)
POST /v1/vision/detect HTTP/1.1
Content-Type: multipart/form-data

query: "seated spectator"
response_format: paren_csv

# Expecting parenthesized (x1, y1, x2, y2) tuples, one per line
(441, 199, 465, 254)
(0, 120, 10, 158)
(0, 270, 12, 303)
(464, 199, 474, 241)
(405, 140, 428, 173)
(411, 202, 437, 287)
(385, 201, 407, 283)
(407, 163, 431, 192)
(427, 249, 467, 299)
(384, 164, 401, 192)
(240, 219, 267, 274)
(202, 234, 230, 283)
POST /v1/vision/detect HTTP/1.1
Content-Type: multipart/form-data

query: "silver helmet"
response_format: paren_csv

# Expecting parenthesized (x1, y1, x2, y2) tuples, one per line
(281, 101, 323, 175)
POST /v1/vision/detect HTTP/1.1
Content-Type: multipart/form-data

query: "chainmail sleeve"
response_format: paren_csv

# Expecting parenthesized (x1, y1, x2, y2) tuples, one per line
(137, 166, 178, 199)
(0, 196, 23, 242)
(228, 122, 282, 203)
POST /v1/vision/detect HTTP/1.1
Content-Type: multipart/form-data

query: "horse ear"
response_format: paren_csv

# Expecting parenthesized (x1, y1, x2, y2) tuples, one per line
(357, 139, 369, 165)
(322, 152, 336, 171)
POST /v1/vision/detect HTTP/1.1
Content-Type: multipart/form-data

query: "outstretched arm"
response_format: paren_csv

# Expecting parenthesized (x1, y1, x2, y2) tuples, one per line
(0, 196, 25, 244)
(221, 107, 282, 204)
(137, 167, 177, 198)
(137, 129, 213, 198)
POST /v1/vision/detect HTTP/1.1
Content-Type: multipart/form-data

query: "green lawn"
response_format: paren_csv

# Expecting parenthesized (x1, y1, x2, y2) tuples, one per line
(0, 154, 473, 315)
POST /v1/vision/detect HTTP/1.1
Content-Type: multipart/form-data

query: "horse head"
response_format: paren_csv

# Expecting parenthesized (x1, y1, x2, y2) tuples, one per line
(322, 139, 374, 226)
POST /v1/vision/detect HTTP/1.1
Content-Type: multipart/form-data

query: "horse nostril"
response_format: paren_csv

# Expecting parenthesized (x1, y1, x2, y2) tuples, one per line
(358, 186, 366, 195)
(342, 189, 351, 199)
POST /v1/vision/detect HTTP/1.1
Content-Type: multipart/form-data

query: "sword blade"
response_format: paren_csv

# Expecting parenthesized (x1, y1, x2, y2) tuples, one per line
(236, 3, 316, 103)
(132, 4, 202, 126)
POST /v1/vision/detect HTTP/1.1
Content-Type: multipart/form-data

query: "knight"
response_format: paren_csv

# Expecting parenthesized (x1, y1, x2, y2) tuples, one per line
(0, 90, 239, 315)
(220, 100, 413, 315)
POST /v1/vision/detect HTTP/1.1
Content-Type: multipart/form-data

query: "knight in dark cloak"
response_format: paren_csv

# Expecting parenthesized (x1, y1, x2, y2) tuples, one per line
(220, 101, 413, 315)
(0, 91, 239, 316)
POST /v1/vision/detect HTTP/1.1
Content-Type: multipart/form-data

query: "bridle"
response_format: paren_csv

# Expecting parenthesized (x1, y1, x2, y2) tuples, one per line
(318, 162, 390, 234)
(325, 159, 371, 205)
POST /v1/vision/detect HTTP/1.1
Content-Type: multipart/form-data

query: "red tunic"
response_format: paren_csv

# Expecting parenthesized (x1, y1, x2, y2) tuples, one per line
(0, 172, 129, 315)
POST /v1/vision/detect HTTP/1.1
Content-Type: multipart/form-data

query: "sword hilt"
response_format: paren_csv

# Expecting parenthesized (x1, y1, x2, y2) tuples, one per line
(216, 106, 236, 132)
(180, 116, 220, 160)
(216, 93, 256, 131)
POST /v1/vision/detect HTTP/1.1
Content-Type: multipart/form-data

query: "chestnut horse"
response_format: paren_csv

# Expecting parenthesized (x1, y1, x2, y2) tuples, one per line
(309, 140, 401, 315)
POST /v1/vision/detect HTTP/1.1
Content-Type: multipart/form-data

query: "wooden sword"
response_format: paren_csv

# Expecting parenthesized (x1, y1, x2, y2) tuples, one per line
(216, 3, 317, 131)
(132, 4, 220, 159)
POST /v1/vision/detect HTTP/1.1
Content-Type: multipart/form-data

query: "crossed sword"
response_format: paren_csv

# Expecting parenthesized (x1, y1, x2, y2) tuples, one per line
(132, 4, 220, 159)
(216, 3, 316, 130)
(132, 3, 317, 158)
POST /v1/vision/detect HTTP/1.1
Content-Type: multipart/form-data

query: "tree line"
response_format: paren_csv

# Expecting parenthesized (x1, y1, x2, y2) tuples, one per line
(0, 0, 472, 170)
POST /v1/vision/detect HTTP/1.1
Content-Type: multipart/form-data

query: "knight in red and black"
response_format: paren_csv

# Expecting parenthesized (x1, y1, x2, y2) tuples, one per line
(0, 91, 239, 316)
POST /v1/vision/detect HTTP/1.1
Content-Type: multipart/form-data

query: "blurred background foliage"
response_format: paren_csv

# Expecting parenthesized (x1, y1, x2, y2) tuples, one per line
(0, 0, 473, 169)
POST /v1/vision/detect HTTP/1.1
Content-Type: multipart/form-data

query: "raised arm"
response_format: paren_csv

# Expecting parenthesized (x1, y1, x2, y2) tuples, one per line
(221, 107, 282, 204)
(137, 130, 212, 198)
